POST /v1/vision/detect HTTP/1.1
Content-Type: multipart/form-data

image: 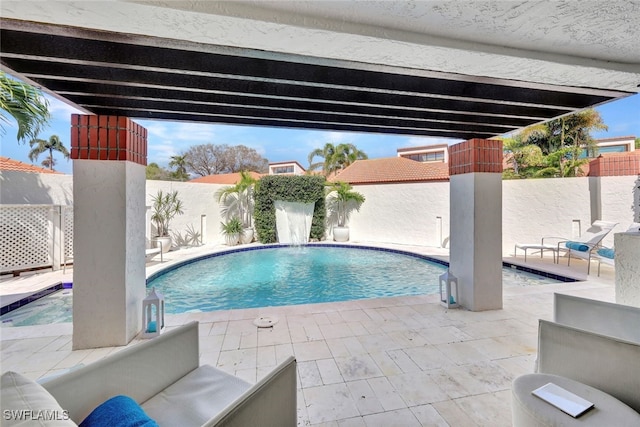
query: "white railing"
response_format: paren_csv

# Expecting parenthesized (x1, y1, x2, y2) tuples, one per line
(0, 205, 73, 273)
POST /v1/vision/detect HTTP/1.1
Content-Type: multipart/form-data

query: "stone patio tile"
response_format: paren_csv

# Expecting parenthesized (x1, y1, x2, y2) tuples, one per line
(199, 334, 224, 352)
(274, 342, 295, 364)
(454, 391, 512, 427)
(316, 358, 344, 385)
(339, 309, 373, 323)
(217, 348, 257, 372)
(209, 321, 229, 336)
(368, 351, 405, 377)
(335, 355, 384, 381)
(320, 323, 355, 339)
(409, 404, 449, 426)
(387, 371, 449, 406)
(387, 329, 429, 348)
(366, 376, 406, 411)
(337, 417, 366, 426)
(386, 349, 421, 373)
(403, 346, 454, 371)
(293, 340, 332, 361)
(256, 345, 276, 368)
(431, 400, 479, 427)
(357, 333, 401, 353)
(434, 341, 491, 365)
(303, 383, 360, 425)
(299, 360, 323, 388)
(345, 379, 385, 415)
(257, 326, 292, 346)
(416, 325, 473, 345)
(362, 408, 421, 427)
(346, 321, 369, 336)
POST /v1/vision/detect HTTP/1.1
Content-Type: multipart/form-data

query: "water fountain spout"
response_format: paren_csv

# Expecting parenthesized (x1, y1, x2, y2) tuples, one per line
(275, 201, 315, 245)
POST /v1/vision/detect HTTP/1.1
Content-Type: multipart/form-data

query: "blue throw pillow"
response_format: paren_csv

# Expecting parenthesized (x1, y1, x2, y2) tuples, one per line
(565, 241, 589, 252)
(79, 395, 158, 427)
(597, 248, 615, 259)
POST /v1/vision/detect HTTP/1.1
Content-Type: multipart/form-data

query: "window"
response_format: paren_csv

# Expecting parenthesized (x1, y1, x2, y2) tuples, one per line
(404, 151, 445, 162)
(273, 165, 294, 174)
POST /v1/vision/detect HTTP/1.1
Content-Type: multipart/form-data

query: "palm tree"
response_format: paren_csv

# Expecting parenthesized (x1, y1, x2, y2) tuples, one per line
(326, 181, 366, 227)
(521, 109, 607, 156)
(308, 143, 367, 176)
(0, 72, 50, 142)
(169, 154, 189, 181)
(216, 171, 258, 228)
(28, 135, 69, 170)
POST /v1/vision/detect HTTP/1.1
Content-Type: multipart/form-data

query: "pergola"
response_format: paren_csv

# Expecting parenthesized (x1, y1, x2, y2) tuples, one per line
(2, 1, 638, 348)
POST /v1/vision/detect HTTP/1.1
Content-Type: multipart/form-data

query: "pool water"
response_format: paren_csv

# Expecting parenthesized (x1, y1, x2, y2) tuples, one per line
(0, 288, 73, 327)
(1, 246, 565, 326)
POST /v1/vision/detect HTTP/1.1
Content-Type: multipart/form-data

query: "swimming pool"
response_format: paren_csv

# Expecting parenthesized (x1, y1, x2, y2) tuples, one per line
(1, 244, 571, 326)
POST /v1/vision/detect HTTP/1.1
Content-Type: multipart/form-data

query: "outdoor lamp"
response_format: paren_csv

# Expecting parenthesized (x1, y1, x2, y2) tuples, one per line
(142, 287, 165, 338)
(439, 270, 459, 309)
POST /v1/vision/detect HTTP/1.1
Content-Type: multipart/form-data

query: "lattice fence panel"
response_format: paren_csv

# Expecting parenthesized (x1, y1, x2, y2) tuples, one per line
(0, 205, 53, 272)
(63, 206, 74, 260)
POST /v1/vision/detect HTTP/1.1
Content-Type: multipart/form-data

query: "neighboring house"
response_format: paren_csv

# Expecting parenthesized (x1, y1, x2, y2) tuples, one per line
(268, 161, 306, 175)
(189, 171, 263, 184)
(586, 136, 636, 156)
(396, 143, 450, 163)
(331, 157, 449, 185)
(0, 156, 63, 174)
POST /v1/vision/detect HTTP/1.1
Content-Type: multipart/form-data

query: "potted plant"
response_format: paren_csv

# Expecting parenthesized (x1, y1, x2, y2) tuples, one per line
(216, 171, 257, 244)
(326, 181, 365, 242)
(150, 190, 184, 253)
(221, 217, 243, 246)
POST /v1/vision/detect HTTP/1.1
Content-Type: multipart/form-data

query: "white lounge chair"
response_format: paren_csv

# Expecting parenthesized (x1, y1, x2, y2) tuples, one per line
(591, 222, 640, 276)
(564, 220, 618, 274)
(514, 220, 618, 273)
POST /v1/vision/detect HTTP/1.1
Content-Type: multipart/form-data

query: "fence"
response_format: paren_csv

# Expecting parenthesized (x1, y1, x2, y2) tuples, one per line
(0, 205, 73, 273)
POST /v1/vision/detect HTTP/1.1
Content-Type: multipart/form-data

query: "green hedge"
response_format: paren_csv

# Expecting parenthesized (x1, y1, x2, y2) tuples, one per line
(254, 175, 326, 243)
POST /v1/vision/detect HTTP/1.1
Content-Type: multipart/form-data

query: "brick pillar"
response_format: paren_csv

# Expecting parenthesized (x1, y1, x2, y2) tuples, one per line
(71, 115, 147, 349)
(448, 139, 503, 311)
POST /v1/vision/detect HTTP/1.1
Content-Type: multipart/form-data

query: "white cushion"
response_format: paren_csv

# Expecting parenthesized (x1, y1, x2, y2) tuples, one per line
(1, 371, 77, 426)
(141, 365, 251, 427)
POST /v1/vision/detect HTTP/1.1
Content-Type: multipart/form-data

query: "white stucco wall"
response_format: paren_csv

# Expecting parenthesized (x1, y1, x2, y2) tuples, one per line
(3, 171, 637, 255)
(145, 180, 224, 246)
(1, 171, 74, 205)
(502, 177, 593, 254)
(347, 182, 450, 247)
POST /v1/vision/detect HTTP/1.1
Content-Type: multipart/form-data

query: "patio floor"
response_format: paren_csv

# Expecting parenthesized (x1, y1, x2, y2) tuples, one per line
(0, 243, 616, 426)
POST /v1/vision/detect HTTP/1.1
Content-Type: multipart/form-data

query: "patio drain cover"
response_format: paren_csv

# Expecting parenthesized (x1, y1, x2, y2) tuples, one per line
(253, 316, 278, 328)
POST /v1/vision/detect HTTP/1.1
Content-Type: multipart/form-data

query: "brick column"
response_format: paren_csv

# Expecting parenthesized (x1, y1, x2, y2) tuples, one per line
(448, 139, 503, 311)
(71, 115, 147, 349)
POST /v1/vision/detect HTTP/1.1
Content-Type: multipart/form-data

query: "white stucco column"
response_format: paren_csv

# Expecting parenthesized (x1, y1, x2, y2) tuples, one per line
(71, 115, 148, 349)
(449, 139, 503, 311)
(615, 232, 640, 308)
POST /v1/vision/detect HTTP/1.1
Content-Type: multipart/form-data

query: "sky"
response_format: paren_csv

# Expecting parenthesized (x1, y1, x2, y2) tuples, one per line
(2, 86, 639, 176)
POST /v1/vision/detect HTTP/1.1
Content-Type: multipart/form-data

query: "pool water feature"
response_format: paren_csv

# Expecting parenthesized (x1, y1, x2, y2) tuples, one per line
(1, 245, 571, 326)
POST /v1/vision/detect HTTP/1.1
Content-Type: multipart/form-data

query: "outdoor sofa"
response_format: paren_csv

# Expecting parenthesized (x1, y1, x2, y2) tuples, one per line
(1, 321, 297, 426)
(511, 294, 640, 425)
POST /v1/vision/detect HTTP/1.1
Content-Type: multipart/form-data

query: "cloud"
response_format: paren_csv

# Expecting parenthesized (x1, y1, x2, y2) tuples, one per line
(45, 94, 83, 116)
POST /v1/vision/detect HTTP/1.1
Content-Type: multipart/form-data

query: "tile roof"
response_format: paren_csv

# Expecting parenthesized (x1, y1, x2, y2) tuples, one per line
(189, 171, 264, 184)
(0, 156, 63, 174)
(330, 157, 449, 184)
